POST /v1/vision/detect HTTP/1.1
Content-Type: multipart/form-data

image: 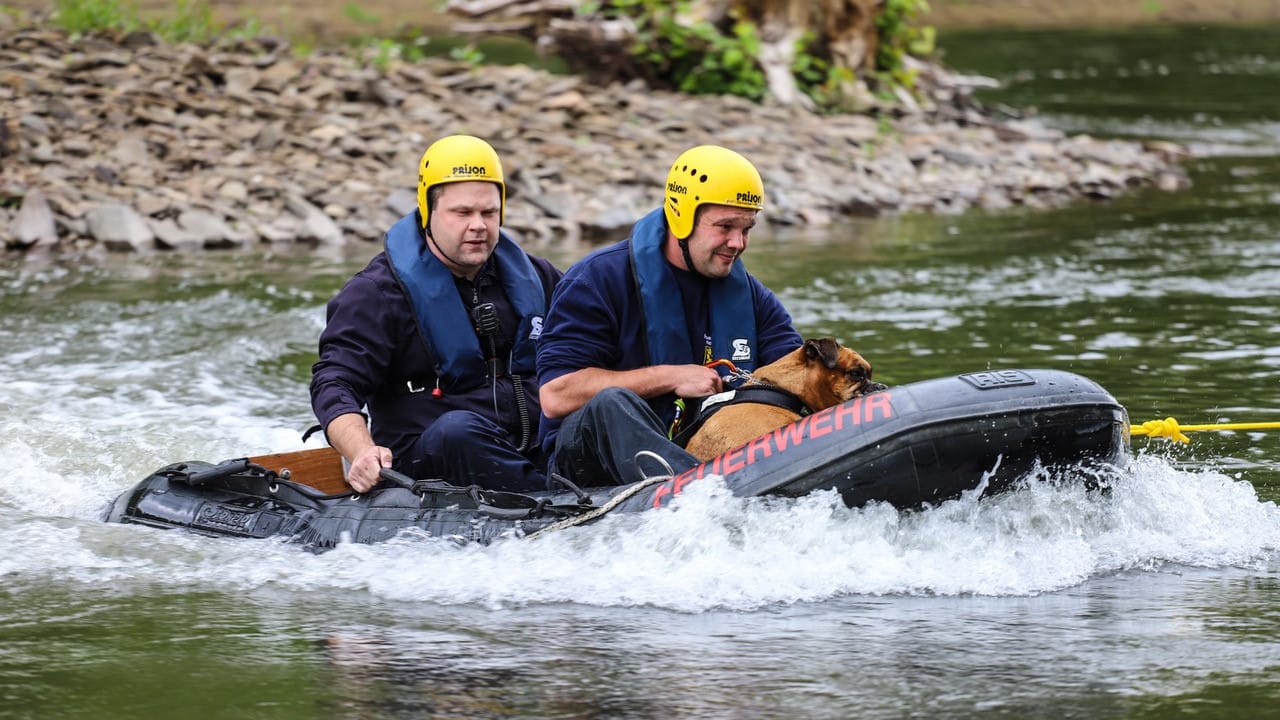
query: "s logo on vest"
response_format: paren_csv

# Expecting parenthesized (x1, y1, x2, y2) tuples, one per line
(529, 316, 544, 339)
(732, 338, 752, 361)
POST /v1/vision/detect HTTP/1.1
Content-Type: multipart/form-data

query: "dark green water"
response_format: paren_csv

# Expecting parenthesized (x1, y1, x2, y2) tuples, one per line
(1, 23, 1279, 720)
(940, 24, 1280, 146)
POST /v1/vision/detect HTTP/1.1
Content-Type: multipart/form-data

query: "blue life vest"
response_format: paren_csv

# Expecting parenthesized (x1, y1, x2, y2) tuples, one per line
(628, 208, 758, 374)
(385, 213, 546, 392)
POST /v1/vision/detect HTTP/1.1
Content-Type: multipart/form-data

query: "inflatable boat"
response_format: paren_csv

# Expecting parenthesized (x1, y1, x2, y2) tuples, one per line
(105, 369, 1131, 547)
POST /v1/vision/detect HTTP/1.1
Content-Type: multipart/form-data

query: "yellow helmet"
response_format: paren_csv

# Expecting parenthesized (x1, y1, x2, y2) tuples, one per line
(663, 145, 764, 240)
(416, 135, 505, 229)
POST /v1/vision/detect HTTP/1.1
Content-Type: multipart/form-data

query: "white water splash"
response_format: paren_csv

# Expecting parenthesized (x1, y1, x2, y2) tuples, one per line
(2, 453, 1276, 613)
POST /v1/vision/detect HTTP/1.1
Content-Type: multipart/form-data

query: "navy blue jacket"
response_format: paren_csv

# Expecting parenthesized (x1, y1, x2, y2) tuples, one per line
(536, 218, 801, 455)
(311, 223, 561, 463)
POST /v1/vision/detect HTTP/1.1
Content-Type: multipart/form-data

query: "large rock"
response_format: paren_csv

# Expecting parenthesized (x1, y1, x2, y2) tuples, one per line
(85, 203, 154, 251)
(12, 189, 58, 248)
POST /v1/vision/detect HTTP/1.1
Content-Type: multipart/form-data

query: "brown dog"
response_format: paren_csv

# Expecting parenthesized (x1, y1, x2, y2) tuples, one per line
(683, 338, 884, 461)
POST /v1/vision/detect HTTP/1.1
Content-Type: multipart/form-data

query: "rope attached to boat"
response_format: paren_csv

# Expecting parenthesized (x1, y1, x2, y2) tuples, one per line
(525, 450, 679, 540)
(524, 474, 672, 539)
(1130, 417, 1280, 443)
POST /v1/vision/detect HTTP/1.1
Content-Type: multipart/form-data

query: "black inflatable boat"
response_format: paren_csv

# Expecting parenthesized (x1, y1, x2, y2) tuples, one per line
(105, 369, 1131, 547)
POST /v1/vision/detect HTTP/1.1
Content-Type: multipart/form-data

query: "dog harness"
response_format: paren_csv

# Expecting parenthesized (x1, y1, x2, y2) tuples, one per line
(669, 384, 813, 448)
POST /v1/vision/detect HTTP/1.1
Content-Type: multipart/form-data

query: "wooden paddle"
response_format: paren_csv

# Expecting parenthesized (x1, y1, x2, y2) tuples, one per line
(247, 446, 349, 496)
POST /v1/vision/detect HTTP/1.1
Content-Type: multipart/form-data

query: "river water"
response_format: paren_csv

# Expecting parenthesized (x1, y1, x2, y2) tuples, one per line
(2, 25, 1279, 720)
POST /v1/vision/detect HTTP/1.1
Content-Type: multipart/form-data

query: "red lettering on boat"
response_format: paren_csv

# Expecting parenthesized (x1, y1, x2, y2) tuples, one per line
(652, 481, 673, 508)
(771, 414, 809, 451)
(833, 397, 863, 430)
(746, 435, 773, 463)
(721, 446, 747, 474)
(655, 391, 895, 508)
(865, 393, 893, 422)
(808, 407, 834, 439)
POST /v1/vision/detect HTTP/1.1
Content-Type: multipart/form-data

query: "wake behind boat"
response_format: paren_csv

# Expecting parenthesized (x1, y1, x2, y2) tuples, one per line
(104, 369, 1130, 547)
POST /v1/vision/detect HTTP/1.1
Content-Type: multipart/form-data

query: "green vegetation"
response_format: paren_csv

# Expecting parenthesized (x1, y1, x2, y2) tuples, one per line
(38, 0, 936, 111)
(340, 2, 379, 27)
(875, 0, 936, 92)
(151, 0, 219, 43)
(592, 0, 768, 100)
(578, 0, 936, 111)
(339, 3, 430, 71)
(49, 0, 141, 34)
(49, 0, 256, 43)
(789, 31, 857, 110)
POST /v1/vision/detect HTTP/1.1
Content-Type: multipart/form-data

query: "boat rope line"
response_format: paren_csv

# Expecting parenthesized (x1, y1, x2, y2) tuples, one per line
(525, 451, 677, 540)
(1130, 417, 1280, 443)
(524, 474, 671, 539)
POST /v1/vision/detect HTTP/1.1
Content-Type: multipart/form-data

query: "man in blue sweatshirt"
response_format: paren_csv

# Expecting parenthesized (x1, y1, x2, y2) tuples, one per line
(537, 145, 801, 487)
(311, 135, 560, 493)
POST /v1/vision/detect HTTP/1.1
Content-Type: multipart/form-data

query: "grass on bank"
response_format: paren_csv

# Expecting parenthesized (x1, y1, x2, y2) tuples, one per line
(32, 0, 537, 70)
(45, 0, 256, 43)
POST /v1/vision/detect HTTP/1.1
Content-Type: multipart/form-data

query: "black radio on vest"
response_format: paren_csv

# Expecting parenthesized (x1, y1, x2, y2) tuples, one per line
(471, 302, 500, 339)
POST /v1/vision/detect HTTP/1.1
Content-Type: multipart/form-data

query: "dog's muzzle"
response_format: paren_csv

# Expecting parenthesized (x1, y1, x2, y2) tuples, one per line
(862, 381, 889, 394)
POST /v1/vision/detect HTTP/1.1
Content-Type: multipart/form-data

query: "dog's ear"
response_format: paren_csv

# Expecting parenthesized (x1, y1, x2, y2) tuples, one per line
(803, 338, 842, 369)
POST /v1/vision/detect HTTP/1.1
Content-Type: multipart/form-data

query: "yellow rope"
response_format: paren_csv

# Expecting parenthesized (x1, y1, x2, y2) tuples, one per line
(1129, 417, 1280, 443)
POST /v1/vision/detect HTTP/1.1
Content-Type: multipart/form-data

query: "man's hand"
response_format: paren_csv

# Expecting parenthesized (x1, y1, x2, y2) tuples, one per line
(346, 445, 393, 493)
(669, 364, 724, 398)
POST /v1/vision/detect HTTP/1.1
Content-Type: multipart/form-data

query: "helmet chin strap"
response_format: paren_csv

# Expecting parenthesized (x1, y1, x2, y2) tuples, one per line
(678, 238, 708, 279)
(425, 226, 473, 275)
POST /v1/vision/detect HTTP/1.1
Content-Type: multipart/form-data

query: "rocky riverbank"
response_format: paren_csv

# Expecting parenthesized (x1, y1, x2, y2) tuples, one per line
(1, 21, 1189, 254)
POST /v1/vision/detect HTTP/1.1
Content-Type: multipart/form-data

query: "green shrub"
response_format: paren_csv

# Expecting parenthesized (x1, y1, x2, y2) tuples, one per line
(51, 0, 141, 34)
(591, 0, 768, 100)
(876, 0, 935, 90)
(584, 0, 934, 110)
(151, 0, 218, 43)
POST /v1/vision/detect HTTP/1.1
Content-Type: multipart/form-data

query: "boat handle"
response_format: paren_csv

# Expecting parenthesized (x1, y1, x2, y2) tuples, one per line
(477, 503, 534, 520)
(377, 467, 417, 490)
(177, 459, 251, 486)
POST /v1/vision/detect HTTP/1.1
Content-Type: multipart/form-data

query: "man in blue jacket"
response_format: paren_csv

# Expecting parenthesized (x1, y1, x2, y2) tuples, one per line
(311, 135, 561, 493)
(537, 145, 801, 487)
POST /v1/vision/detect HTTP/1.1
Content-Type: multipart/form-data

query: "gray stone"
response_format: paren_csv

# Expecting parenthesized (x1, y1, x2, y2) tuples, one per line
(13, 189, 58, 247)
(178, 209, 241, 245)
(224, 67, 260, 97)
(135, 193, 170, 216)
(526, 191, 574, 220)
(253, 216, 301, 243)
(148, 217, 201, 250)
(286, 194, 345, 245)
(384, 189, 417, 217)
(20, 113, 49, 135)
(85, 203, 154, 251)
(110, 135, 150, 166)
(218, 180, 249, 202)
